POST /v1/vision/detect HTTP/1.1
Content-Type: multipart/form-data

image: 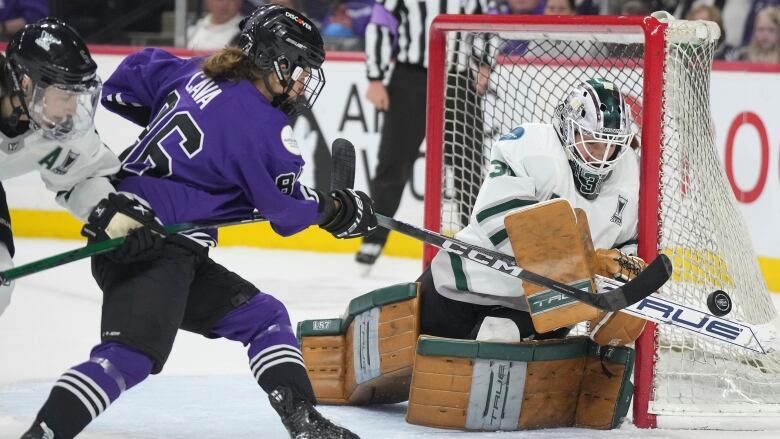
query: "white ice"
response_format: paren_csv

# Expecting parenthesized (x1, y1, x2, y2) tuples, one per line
(1, 238, 779, 438)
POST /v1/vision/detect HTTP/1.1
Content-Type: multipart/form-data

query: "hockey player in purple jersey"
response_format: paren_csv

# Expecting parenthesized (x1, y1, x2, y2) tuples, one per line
(21, 5, 372, 439)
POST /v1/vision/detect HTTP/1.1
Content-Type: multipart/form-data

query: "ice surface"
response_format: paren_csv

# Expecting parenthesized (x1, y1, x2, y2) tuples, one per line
(1, 238, 778, 438)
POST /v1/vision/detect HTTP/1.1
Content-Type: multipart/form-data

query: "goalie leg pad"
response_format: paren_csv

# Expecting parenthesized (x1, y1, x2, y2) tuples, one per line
(504, 199, 601, 333)
(589, 310, 647, 347)
(406, 336, 635, 431)
(297, 283, 420, 404)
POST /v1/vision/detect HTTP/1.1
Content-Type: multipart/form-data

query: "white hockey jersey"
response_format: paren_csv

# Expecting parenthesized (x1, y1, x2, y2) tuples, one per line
(0, 128, 120, 221)
(431, 123, 640, 311)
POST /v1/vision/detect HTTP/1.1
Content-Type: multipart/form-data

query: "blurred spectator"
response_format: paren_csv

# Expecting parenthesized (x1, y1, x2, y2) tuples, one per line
(528, 0, 604, 59)
(0, 0, 48, 40)
(575, 0, 605, 15)
(544, 0, 576, 15)
(674, 1, 727, 19)
(322, 0, 373, 39)
(500, 0, 542, 55)
(685, 2, 741, 60)
(722, 1, 752, 48)
(188, 0, 244, 50)
(505, 0, 544, 15)
(741, 0, 780, 46)
(242, 0, 313, 20)
(736, 6, 780, 63)
(620, 0, 651, 16)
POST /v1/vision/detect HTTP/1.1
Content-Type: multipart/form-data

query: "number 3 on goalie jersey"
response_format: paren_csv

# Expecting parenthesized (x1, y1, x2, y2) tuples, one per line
(120, 90, 204, 178)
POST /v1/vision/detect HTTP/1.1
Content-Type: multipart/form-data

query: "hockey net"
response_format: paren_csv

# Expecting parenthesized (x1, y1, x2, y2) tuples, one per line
(424, 14, 780, 428)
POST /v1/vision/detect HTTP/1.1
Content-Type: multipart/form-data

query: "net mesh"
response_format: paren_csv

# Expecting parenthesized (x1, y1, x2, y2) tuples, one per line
(431, 19, 780, 416)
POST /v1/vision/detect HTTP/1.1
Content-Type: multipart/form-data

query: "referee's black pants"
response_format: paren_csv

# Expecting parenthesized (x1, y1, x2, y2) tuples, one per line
(365, 63, 428, 247)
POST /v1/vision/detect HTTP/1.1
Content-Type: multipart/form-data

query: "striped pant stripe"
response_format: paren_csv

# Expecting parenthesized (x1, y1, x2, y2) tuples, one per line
(249, 345, 305, 381)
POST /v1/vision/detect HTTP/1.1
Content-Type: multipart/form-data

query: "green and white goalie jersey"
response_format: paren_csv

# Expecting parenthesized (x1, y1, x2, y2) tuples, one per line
(430, 123, 640, 311)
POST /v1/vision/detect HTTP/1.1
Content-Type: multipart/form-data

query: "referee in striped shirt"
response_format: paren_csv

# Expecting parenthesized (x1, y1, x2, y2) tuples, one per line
(357, 0, 492, 269)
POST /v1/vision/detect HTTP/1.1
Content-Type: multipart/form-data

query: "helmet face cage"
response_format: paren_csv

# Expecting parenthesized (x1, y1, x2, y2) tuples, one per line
(268, 50, 325, 113)
(240, 5, 326, 116)
(554, 79, 634, 181)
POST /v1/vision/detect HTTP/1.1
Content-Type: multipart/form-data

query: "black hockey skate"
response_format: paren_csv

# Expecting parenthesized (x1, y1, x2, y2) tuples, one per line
(20, 421, 56, 439)
(355, 242, 383, 275)
(269, 386, 360, 439)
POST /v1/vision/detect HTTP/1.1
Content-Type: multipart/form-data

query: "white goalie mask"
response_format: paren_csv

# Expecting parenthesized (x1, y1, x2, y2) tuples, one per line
(553, 79, 634, 199)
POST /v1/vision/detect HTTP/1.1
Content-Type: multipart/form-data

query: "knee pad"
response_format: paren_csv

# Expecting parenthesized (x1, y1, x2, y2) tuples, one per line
(297, 283, 420, 405)
(214, 293, 295, 346)
(406, 336, 635, 431)
(90, 341, 154, 391)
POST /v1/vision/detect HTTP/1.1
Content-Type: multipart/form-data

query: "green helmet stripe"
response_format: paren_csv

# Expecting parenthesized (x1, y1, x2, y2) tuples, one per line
(586, 78, 623, 130)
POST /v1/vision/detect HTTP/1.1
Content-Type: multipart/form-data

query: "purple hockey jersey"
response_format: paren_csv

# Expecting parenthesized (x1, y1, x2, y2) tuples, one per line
(101, 48, 321, 242)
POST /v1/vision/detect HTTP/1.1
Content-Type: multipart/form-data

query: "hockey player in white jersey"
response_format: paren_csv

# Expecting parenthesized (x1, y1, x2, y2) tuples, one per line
(420, 77, 645, 340)
(0, 18, 120, 316)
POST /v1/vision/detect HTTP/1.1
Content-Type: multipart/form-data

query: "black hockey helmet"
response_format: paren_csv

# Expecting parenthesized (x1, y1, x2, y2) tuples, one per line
(3, 17, 101, 140)
(237, 4, 325, 116)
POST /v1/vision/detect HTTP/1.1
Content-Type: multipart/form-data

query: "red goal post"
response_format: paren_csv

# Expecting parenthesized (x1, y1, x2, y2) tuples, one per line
(424, 13, 780, 429)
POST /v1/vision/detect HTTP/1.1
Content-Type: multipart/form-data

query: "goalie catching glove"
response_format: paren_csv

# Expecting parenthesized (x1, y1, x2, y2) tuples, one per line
(317, 189, 377, 239)
(81, 193, 166, 264)
(589, 248, 648, 347)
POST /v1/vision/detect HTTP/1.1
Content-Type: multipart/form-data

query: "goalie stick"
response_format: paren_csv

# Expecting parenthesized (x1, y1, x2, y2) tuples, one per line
(376, 214, 673, 312)
(378, 214, 772, 354)
(597, 275, 776, 355)
(0, 139, 360, 284)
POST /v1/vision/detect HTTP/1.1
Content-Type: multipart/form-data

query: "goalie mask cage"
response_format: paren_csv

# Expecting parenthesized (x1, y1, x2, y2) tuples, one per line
(424, 13, 780, 429)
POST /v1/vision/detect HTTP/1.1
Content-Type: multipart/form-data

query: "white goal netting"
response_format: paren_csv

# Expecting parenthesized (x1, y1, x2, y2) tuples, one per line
(427, 15, 780, 424)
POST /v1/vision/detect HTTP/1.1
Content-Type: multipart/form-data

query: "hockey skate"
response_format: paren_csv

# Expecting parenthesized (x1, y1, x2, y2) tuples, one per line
(20, 421, 55, 439)
(355, 242, 383, 276)
(269, 386, 360, 439)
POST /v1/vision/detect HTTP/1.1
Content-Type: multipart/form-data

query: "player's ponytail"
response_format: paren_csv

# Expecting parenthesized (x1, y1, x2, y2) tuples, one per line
(202, 47, 264, 83)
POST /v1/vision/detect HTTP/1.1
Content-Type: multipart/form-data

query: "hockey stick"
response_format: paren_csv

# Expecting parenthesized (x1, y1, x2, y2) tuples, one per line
(378, 214, 772, 353)
(1, 139, 360, 284)
(597, 276, 775, 355)
(0, 214, 268, 284)
(330, 138, 356, 190)
(376, 214, 673, 312)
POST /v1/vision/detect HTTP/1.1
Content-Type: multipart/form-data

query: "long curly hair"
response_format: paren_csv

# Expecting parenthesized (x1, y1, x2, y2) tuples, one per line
(202, 47, 264, 83)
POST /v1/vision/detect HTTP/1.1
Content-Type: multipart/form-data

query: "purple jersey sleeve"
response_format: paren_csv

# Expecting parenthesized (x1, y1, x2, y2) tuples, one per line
(102, 48, 193, 126)
(220, 100, 321, 236)
(225, 152, 320, 236)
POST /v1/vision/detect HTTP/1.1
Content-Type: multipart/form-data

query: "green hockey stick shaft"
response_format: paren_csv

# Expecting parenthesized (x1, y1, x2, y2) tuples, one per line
(0, 214, 266, 284)
(1, 139, 359, 285)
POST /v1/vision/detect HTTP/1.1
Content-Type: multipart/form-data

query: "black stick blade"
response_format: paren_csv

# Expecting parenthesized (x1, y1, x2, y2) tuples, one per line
(331, 138, 356, 190)
(601, 253, 674, 310)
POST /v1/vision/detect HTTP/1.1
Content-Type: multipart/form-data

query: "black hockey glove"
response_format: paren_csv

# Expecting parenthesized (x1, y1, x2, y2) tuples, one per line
(318, 189, 377, 239)
(102, 225, 166, 264)
(81, 193, 166, 264)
